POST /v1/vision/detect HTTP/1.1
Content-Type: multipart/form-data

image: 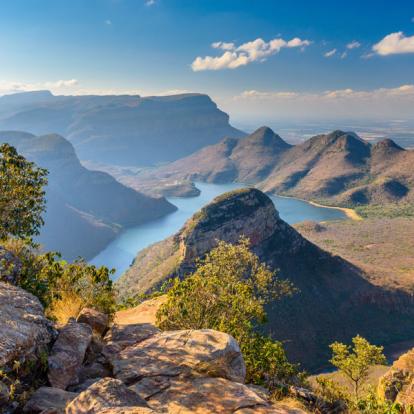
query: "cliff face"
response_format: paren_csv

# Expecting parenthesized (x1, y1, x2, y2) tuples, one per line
(118, 188, 414, 370)
(0, 131, 176, 260)
(0, 92, 244, 165)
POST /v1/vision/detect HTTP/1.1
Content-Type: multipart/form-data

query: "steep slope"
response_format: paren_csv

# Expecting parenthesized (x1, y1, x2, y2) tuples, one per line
(117, 188, 414, 370)
(137, 126, 291, 184)
(0, 91, 244, 165)
(0, 131, 176, 260)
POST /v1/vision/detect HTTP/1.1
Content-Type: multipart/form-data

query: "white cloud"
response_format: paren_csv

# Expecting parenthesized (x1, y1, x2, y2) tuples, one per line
(191, 36, 311, 71)
(0, 79, 79, 95)
(145, 0, 156, 6)
(230, 85, 414, 120)
(340, 51, 348, 59)
(347, 41, 361, 49)
(324, 48, 336, 57)
(373, 32, 414, 55)
(211, 41, 235, 51)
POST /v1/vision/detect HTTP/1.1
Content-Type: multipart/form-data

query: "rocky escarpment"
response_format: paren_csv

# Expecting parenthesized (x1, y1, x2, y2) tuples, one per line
(0, 91, 245, 166)
(0, 281, 306, 413)
(118, 188, 414, 370)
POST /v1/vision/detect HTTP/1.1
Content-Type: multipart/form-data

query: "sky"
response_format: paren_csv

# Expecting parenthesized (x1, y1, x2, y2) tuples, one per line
(0, 0, 414, 123)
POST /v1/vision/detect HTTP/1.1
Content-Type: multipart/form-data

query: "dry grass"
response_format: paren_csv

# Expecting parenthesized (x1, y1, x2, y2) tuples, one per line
(296, 217, 414, 291)
(46, 291, 84, 324)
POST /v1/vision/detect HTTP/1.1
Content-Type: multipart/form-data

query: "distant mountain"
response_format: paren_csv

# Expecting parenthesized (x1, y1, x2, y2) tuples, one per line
(141, 127, 414, 207)
(117, 188, 414, 370)
(0, 91, 244, 165)
(0, 131, 176, 260)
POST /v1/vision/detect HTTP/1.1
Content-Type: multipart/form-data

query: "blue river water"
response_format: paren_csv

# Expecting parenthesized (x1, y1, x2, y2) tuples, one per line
(91, 182, 346, 278)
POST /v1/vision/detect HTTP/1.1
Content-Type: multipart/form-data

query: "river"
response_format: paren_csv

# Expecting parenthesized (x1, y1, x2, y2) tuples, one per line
(91, 182, 346, 279)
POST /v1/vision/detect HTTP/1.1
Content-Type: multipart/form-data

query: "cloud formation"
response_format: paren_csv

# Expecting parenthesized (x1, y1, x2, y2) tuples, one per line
(373, 32, 414, 55)
(230, 85, 414, 120)
(191, 37, 311, 71)
(0, 79, 79, 95)
(324, 48, 336, 57)
(346, 41, 361, 49)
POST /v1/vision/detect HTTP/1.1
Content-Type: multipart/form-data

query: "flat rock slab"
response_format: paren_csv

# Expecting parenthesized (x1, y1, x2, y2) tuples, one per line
(23, 387, 77, 413)
(147, 376, 267, 413)
(0, 282, 54, 367)
(48, 321, 93, 389)
(65, 378, 149, 414)
(111, 329, 246, 385)
(96, 409, 155, 414)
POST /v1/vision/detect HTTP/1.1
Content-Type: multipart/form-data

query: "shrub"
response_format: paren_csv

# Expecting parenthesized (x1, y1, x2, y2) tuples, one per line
(0, 144, 48, 240)
(156, 237, 299, 388)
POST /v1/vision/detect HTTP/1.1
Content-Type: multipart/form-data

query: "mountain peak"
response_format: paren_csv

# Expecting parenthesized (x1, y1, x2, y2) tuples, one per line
(373, 138, 405, 152)
(247, 126, 291, 149)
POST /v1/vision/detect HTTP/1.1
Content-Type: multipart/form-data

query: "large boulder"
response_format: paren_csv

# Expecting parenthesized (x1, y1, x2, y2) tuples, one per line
(65, 378, 149, 414)
(23, 387, 77, 413)
(48, 320, 93, 389)
(111, 329, 246, 385)
(96, 409, 155, 414)
(77, 308, 109, 337)
(0, 282, 54, 368)
(378, 348, 414, 404)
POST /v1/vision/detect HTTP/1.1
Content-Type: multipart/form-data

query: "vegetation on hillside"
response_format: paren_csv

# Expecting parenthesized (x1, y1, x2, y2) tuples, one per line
(0, 144, 116, 322)
(0, 143, 48, 240)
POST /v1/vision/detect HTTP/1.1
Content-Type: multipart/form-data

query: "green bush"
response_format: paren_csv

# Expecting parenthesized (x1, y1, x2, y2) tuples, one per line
(156, 237, 299, 388)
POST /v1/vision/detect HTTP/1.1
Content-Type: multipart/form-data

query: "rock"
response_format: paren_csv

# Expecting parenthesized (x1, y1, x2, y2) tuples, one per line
(48, 321, 93, 389)
(0, 381, 9, 405)
(77, 362, 112, 384)
(147, 376, 268, 413)
(0, 247, 21, 284)
(65, 378, 149, 414)
(96, 409, 154, 414)
(111, 329, 246, 385)
(0, 282, 54, 368)
(235, 405, 308, 414)
(113, 296, 166, 326)
(77, 308, 109, 337)
(23, 387, 77, 413)
(378, 348, 414, 404)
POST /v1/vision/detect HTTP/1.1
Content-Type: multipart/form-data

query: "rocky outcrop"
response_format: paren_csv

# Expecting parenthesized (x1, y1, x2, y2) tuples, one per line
(48, 320, 93, 389)
(65, 378, 150, 414)
(0, 282, 54, 368)
(111, 329, 246, 385)
(378, 348, 414, 404)
(0, 247, 21, 284)
(77, 308, 109, 337)
(118, 188, 414, 371)
(23, 387, 77, 413)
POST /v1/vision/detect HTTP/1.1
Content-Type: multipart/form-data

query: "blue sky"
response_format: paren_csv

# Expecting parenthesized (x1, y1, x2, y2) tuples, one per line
(0, 0, 413, 121)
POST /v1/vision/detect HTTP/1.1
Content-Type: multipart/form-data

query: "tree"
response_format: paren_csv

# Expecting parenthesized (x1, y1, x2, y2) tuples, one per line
(329, 335, 386, 399)
(0, 144, 48, 240)
(156, 237, 298, 386)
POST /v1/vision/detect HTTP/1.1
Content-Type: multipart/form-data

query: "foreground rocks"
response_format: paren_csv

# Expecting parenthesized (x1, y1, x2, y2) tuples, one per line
(23, 387, 77, 413)
(0, 282, 54, 369)
(48, 320, 93, 389)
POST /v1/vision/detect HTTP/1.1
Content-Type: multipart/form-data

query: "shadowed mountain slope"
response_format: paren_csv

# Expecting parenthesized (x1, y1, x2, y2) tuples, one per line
(0, 91, 244, 165)
(117, 188, 414, 370)
(0, 131, 176, 260)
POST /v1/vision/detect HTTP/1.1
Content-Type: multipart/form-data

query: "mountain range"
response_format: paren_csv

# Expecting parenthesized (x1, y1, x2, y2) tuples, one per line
(117, 188, 414, 370)
(0, 131, 176, 260)
(0, 91, 244, 166)
(139, 126, 414, 207)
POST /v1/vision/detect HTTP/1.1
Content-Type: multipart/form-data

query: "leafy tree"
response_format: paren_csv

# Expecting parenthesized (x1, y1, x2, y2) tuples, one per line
(0, 144, 48, 240)
(156, 237, 298, 386)
(329, 335, 386, 399)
